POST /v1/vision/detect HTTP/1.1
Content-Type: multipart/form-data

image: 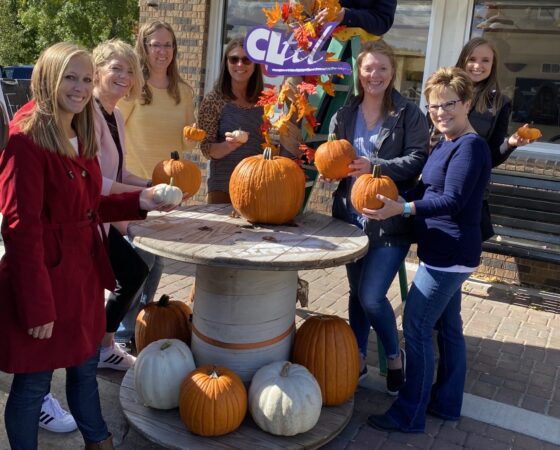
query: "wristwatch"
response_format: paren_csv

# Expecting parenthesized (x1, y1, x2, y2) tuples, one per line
(402, 202, 411, 218)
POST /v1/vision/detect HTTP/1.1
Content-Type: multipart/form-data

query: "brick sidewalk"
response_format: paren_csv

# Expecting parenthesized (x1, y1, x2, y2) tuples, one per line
(1, 241, 560, 449)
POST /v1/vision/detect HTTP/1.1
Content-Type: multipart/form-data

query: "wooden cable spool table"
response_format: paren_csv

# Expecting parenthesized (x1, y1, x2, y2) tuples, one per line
(121, 203, 369, 449)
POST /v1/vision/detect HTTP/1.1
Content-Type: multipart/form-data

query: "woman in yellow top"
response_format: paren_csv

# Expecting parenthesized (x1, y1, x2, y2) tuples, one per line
(118, 20, 196, 179)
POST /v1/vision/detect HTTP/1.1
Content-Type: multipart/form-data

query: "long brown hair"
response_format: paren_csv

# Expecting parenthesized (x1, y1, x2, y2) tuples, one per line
(135, 20, 191, 105)
(356, 40, 397, 115)
(215, 36, 263, 104)
(18, 42, 97, 159)
(455, 37, 503, 115)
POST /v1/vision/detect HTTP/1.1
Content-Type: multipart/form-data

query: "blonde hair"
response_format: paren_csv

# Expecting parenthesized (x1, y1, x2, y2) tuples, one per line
(18, 42, 97, 159)
(424, 66, 473, 105)
(92, 39, 144, 100)
(356, 40, 397, 115)
(135, 20, 191, 105)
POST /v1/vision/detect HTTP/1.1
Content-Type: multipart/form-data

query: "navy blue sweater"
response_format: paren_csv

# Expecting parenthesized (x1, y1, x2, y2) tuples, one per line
(405, 133, 491, 267)
(340, 0, 397, 35)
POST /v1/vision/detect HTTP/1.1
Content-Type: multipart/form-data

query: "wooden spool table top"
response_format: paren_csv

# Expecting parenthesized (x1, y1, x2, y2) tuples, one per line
(120, 368, 354, 450)
(128, 203, 369, 270)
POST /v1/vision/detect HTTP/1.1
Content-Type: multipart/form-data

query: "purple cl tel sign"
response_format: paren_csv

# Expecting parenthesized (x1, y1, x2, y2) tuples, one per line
(244, 22, 352, 76)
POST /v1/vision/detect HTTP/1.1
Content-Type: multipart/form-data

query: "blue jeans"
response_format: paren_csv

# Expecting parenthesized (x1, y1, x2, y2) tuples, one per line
(347, 243, 409, 360)
(387, 264, 471, 432)
(115, 243, 163, 342)
(5, 352, 108, 449)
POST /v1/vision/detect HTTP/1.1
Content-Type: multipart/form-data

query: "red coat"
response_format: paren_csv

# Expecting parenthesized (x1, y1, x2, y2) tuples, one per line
(0, 126, 146, 373)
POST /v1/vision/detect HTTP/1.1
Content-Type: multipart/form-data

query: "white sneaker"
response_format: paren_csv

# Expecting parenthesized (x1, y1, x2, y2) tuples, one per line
(97, 343, 136, 371)
(39, 394, 78, 433)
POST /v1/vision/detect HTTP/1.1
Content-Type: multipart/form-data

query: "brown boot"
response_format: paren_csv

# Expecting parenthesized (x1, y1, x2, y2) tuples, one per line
(84, 433, 114, 450)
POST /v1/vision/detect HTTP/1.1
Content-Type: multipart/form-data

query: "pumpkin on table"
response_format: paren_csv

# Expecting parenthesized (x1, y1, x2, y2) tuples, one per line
(351, 164, 398, 213)
(229, 147, 305, 225)
(179, 365, 247, 436)
(249, 361, 322, 436)
(314, 134, 356, 180)
(134, 339, 196, 410)
(292, 314, 360, 406)
(135, 294, 192, 353)
(152, 151, 202, 196)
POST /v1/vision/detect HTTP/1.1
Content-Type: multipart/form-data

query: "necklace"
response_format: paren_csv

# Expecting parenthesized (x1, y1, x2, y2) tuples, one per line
(360, 105, 381, 130)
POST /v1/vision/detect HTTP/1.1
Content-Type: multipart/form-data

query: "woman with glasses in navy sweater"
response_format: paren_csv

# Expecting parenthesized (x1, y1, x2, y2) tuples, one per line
(365, 66, 491, 433)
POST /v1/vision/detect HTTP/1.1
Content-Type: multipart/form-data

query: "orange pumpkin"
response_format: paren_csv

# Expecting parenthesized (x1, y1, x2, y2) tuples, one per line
(152, 151, 202, 196)
(183, 125, 206, 141)
(351, 164, 398, 213)
(292, 315, 360, 406)
(135, 294, 192, 353)
(229, 147, 305, 225)
(314, 134, 356, 179)
(517, 125, 542, 141)
(179, 365, 247, 436)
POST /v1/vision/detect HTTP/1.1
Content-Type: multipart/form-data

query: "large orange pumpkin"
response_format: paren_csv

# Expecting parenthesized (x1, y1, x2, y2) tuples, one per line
(179, 365, 248, 436)
(351, 164, 398, 213)
(152, 151, 201, 196)
(517, 125, 542, 141)
(314, 134, 356, 180)
(229, 147, 305, 225)
(135, 294, 192, 353)
(292, 315, 360, 406)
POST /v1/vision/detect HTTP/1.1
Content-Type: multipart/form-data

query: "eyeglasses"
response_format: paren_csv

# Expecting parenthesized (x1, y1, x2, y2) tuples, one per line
(427, 99, 462, 113)
(227, 55, 252, 65)
(147, 43, 174, 51)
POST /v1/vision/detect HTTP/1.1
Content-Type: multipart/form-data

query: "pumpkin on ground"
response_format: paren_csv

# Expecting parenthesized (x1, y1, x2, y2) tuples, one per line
(134, 339, 196, 410)
(135, 294, 192, 353)
(152, 151, 202, 196)
(292, 314, 360, 406)
(314, 134, 356, 180)
(351, 164, 398, 213)
(179, 365, 247, 436)
(517, 125, 542, 141)
(183, 124, 206, 141)
(249, 361, 322, 436)
(229, 147, 305, 225)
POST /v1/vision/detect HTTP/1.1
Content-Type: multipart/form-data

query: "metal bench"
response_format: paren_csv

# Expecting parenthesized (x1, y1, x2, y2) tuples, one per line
(485, 169, 560, 264)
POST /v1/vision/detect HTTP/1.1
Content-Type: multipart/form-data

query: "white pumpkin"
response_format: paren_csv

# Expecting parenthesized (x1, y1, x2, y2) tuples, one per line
(231, 129, 249, 144)
(249, 361, 322, 436)
(153, 182, 182, 206)
(134, 339, 196, 409)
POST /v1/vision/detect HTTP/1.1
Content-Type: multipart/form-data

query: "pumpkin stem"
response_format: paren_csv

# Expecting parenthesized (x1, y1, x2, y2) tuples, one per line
(280, 362, 292, 377)
(263, 147, 273, 160)
(157, 294, 170, 307)
(327, 133, 337, 142)
(372, 164, 381, 178)
(171, 151, 180, 161)
(160, 341, 172, 351)
(169, 177, 175, 187)
(209, 365, 219, 378)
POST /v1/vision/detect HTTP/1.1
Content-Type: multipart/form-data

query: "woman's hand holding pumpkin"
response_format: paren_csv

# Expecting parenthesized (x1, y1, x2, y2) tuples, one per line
(28, 322, 54, 339)
(348, 156, 372, 178)
(507, 124, 539, 149)
(223, 132, 244, 152)
(140, 184, 185, 211)
(362, 195, 405, 221)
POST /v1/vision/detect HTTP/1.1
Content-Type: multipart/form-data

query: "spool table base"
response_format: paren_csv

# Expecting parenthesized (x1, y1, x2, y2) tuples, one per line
(120, 368, 354, 450)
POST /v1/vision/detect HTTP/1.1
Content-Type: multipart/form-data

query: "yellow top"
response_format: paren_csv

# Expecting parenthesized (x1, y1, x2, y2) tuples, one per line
(118, 82, 196, 179)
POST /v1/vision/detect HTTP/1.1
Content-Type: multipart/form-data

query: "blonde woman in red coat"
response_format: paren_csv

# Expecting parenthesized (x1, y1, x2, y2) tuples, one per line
(0, 42, 183, 450)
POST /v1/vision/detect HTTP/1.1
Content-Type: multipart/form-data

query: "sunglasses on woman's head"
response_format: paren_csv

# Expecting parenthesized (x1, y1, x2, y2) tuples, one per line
(227, 56, 252, 65)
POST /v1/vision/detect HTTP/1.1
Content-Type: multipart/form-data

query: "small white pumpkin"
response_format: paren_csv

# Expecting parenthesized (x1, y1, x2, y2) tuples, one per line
(249, 361, 322, 436)
(153, 181, 182, 206)
(231, 129, 249, 144)
(134, 339, 196, 409)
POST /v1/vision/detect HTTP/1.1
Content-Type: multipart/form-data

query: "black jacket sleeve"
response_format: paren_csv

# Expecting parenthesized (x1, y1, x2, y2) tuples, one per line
(340, 0, 397, 35)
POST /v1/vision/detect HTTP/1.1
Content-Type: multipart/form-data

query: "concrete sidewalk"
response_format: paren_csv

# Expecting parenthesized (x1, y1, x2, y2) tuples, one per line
(1, 239, 560, 449)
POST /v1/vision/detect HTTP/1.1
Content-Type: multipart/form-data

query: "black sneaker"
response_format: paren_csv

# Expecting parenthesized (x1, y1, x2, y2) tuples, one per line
(386, 348, 406, 396)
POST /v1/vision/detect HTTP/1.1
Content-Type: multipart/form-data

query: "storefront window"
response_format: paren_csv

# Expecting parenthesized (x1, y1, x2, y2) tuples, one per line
(471, 1, 560, 142)
(384, 1, 432, 105)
